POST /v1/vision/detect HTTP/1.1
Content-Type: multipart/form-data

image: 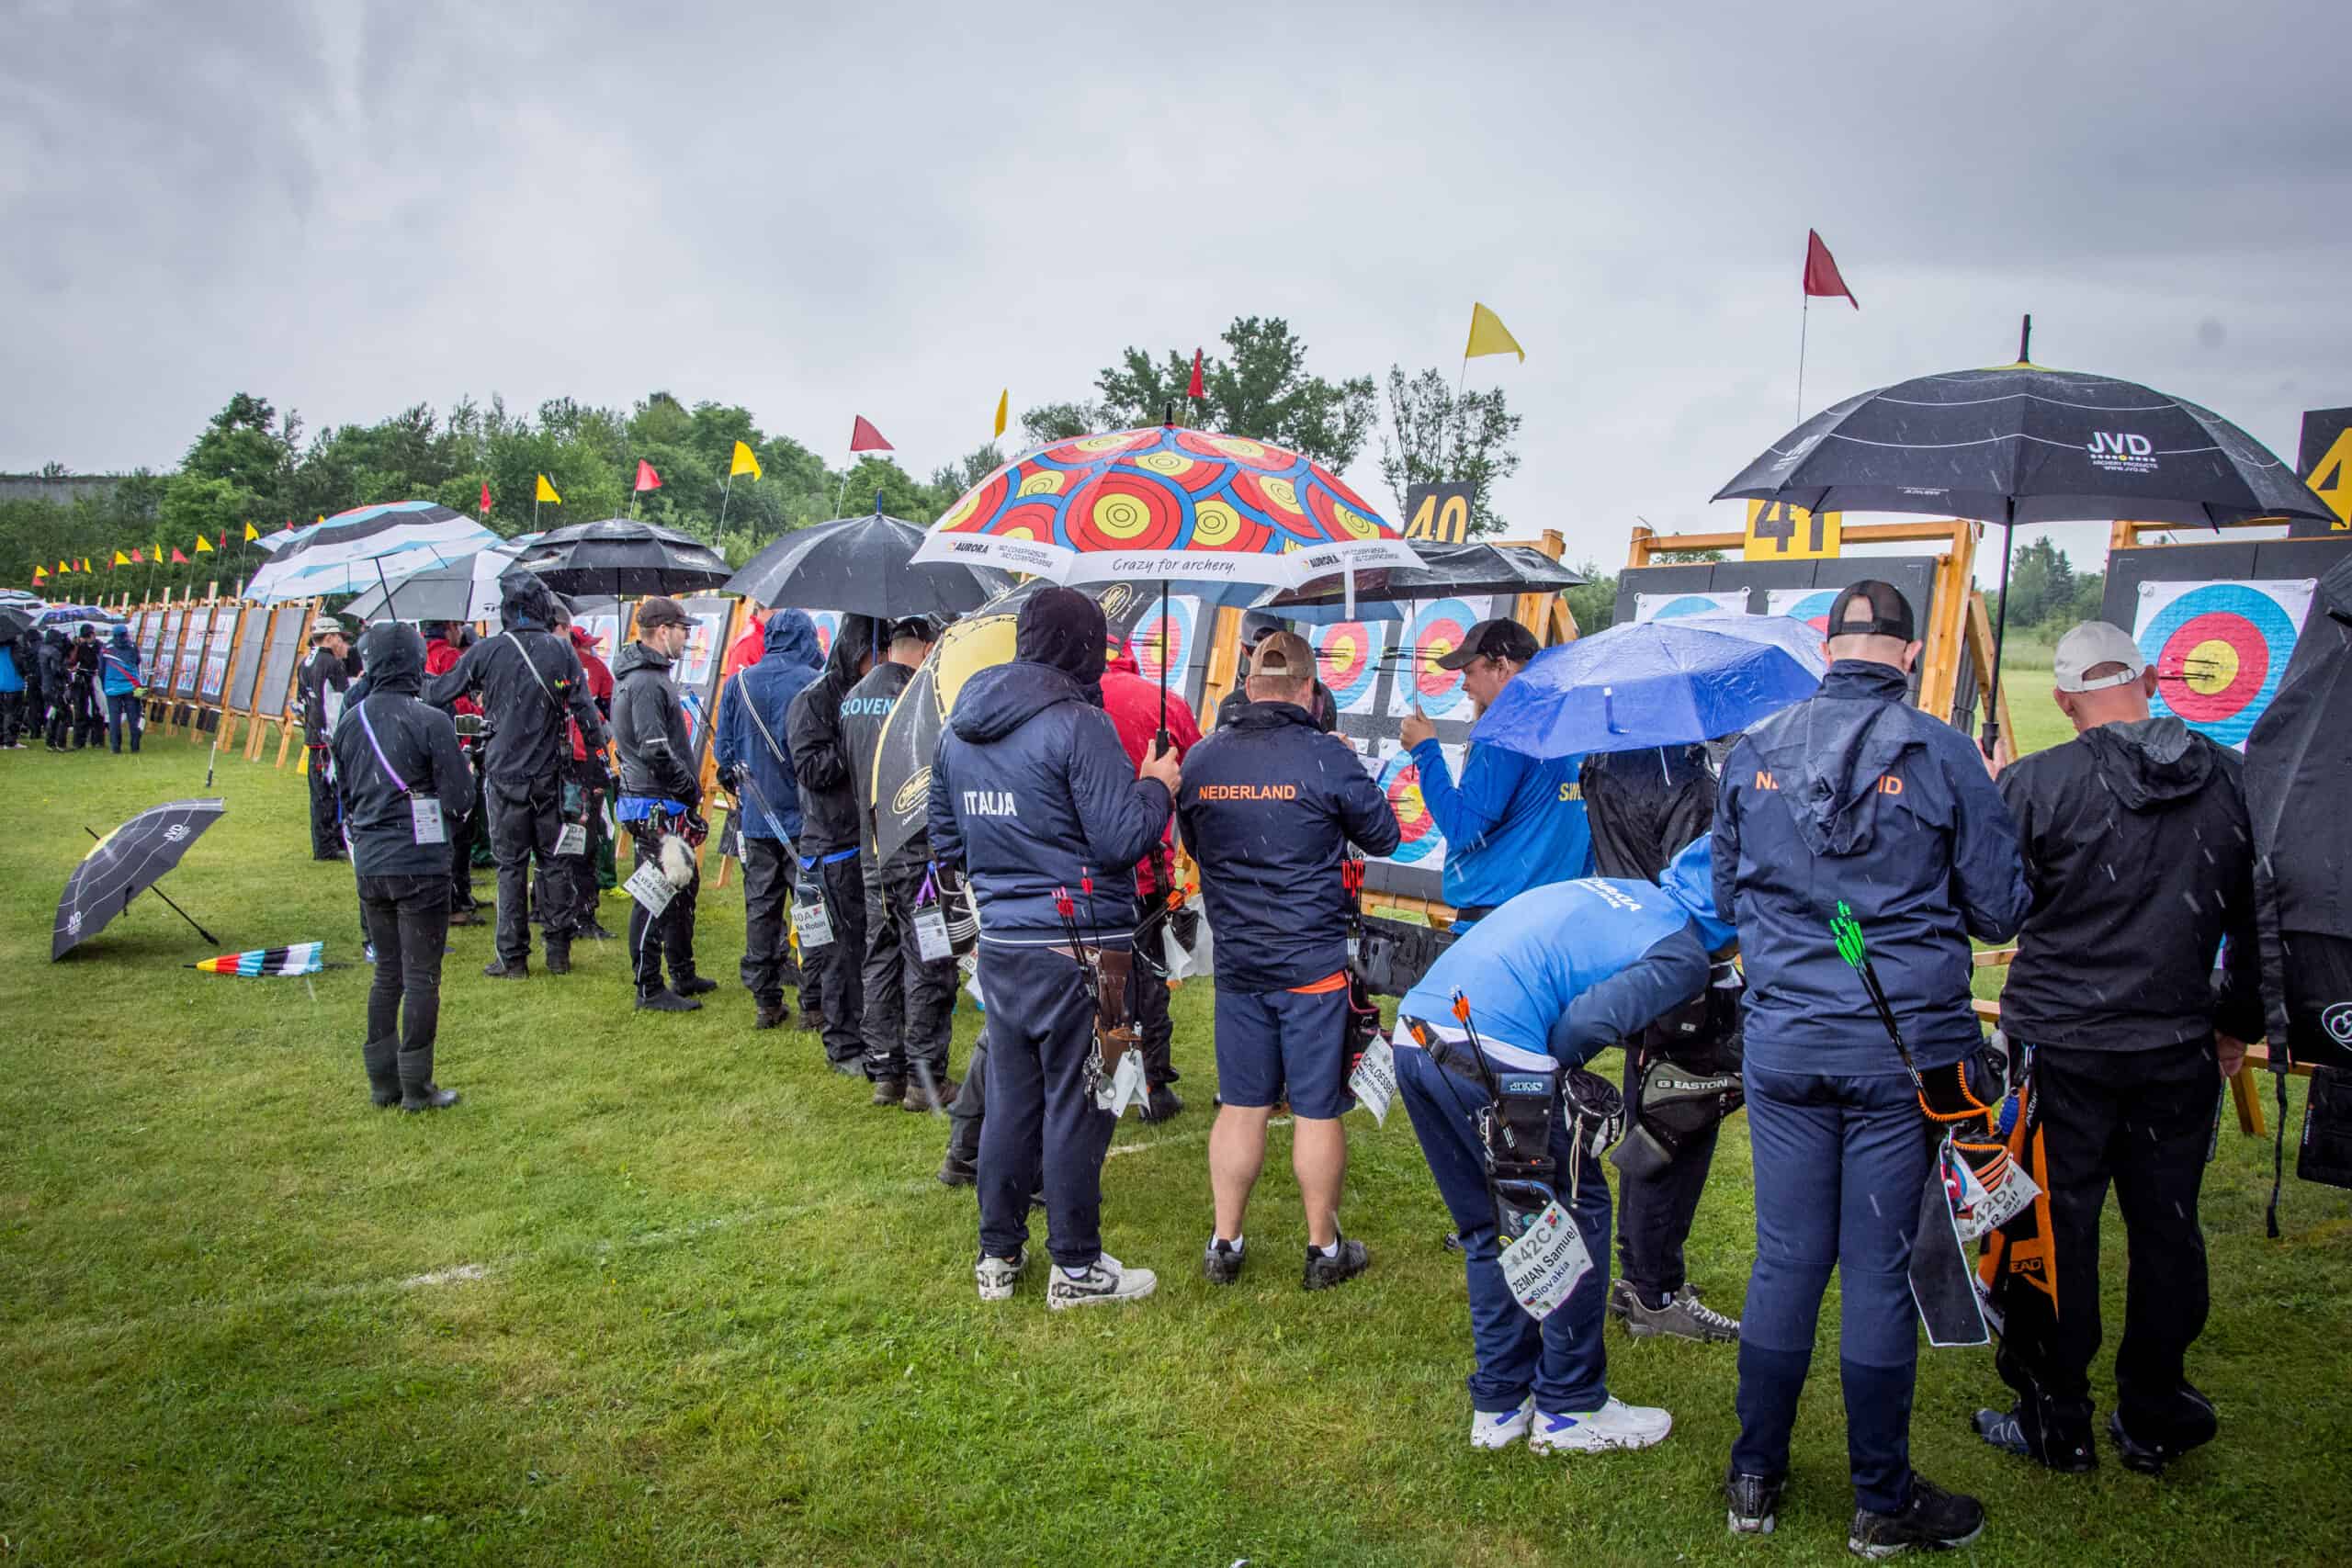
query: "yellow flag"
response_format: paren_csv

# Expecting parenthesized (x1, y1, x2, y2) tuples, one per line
(729, 441, 762, 480)
(57, 559, 70, 574)
(536, 473, 561, 503)
(115, 549, 131, 566)
(316, 514, 326, 525)
(194, 534, 215, 554)
(243, 521, 261, 542)
(993, 389, 1009, 440)
(153, 540, 164, 562)
(78, 558, 91, 572)
(1464, 302, 1525, 363)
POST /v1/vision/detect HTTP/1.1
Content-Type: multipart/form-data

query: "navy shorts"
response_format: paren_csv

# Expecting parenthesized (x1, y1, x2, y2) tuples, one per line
(1214, 984, 1349, 1120)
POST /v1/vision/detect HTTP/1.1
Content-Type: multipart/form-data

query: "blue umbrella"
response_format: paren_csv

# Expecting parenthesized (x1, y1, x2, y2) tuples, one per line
(1473, 618, 1820, 759)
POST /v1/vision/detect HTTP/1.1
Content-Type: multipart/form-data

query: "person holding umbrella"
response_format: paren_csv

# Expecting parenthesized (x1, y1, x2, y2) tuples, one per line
(329, 623, 471, 1111)
(714, 608, 825, 1032)
(67, 625, 103, 749)
(300, 617, 355, 856)
(1712, 581, 2028, 1554)
(787, 613, 885, 1075)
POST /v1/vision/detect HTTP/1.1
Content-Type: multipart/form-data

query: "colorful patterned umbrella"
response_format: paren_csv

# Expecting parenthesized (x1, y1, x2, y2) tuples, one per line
(910, 425, 1416, 591)
(189, 942, 329, 977)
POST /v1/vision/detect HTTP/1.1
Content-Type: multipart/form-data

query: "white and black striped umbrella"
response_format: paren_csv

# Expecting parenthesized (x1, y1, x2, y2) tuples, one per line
(245, 502, 501, 604)
(53, 798, 227, 960)
(340, 535, 543, 623)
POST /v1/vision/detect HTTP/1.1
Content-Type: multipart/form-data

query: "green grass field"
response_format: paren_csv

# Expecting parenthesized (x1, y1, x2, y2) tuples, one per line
(5, 726, 2350, 1565)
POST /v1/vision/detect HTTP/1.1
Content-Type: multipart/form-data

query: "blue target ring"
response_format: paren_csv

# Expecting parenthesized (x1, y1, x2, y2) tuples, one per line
(1376, 750, 1442, 864)
(1650, 594, 1731, 621)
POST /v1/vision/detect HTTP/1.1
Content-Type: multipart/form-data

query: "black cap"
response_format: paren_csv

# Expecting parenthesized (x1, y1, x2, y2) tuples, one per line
(1434, 616, 1539, 671)
(634, 595, 691, 630)
(1238, 610, 1285, 649)
(1826, 581, 1916, 643)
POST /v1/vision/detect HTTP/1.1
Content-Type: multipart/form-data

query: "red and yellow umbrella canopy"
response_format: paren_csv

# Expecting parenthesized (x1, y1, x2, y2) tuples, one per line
(914, 425, 1416, 588)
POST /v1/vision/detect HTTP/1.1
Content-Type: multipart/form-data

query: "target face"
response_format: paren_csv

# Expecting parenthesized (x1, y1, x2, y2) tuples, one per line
(1134, 596, 1197, 683)
(1375, 747, 1443, 864)
(1310, 618, 1385, 713)
(808, 609, 841, 660)
(1634, 590, 1747, 624)
(2132, 580, 2313, 749)
(1390, 597, 1477, 717)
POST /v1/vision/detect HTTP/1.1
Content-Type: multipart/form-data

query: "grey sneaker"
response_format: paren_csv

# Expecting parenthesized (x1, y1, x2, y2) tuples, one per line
(1302, 1236, 1370, 1292)
(1046, 1252, 1158, 1310)
(1202, 1238, 1245, 1286)
(975, 1247, 1027, 1302)
(1726, 1470, 1785, 1536)
(1621, 1282, 1740, 1343)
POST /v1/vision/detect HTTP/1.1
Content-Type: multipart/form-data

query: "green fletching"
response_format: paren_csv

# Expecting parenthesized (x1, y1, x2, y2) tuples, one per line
(1832, 900, 1866, 968)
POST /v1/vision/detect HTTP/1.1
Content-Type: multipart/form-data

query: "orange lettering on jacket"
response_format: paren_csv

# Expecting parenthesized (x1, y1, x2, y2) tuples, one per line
(1195, 784, 1299, 802)
(1877, 773, 1904, 795)
(1753, 769, 1777, 790)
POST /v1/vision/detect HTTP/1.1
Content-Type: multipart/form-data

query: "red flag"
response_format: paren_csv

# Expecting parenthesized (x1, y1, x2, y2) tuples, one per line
(1186, 348, 1204, 400)
(480, 480, 492, 516)
(1804, 230, 1858, 309)
(130, 548, 143, 563)
(848, 416, 893, 453)
(217, 531, 227, 551)
(171, 547, 190, 564)
(634, 460, 662, 493)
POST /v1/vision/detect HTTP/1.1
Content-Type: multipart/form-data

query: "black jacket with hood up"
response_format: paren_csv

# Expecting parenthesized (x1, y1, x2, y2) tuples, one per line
(787, 613, 881, 857)
(1582, 743, 1717, 882)
(329, 624, 472, 879)
(425, 575, 605, 782)
(1996, 715, 2263, 1050)
(611, 639, 701, 810)
(840, 657, 922, 870)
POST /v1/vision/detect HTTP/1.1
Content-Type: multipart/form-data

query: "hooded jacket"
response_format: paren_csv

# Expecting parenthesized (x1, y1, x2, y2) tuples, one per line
(715, 610, 822, 842)
(300, 640, 350, 746)
(840, 658, 922, 869)
(927, 591, 1171, 942)
(1996, 715, 2261, 1050)
(328, 625, 472, 879)
(100, 628, 141, 696)
(1178, 701, 1400, 990)
(1399, 859, 1716, 1072)
(786, 613, 881, 857)
(1714, 659, 2029, 1074)
(425, 580, 605, 783)
(38, 628, 70, 696)
(1582, 744, 1716, 883)
(611, 639, 701, 810)
(566, 625, 614, 765)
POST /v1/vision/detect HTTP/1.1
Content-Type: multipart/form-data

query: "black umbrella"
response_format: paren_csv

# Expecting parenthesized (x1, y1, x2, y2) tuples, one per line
(54, 798, 226, 960)
(723, 513, 1013, 620)
(1266, 540, 1587, 611)
(510, 518, 733, 598)
(0, 604, 34, 644)
(1714, 321, 2337, 748)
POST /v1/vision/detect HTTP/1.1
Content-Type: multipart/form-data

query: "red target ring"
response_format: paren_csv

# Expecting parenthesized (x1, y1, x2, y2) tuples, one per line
(2155, 610, 2269, 724)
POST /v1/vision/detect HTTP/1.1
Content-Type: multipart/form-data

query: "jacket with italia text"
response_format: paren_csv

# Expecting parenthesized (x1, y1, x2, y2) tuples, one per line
(1713, 660, 2029, 1075)
(1400, 874, 1713, 1070)
(1409, 735, 1591, 912)
(425, 627, 605, 784)
(329, 629, 472, 879)
(840, 659, 922, 870)
(786, 613, 881, 857)
(927, 660, 1171, 942)
(1177, 701, 1401, 991)
(714, 609, 821, 842)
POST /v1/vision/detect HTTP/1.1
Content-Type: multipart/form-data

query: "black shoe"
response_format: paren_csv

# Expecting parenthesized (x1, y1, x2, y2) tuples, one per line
(1302, 1236, 1369, 1291)
(1973, 1405, 2094, 1473)
(636, 987, 702, 1012)
(1726, 1470, 1784, 1537)
(447, 907, 484, 927)
(2108, 1393, 2215, 1476)
(937, 1152, 978, 1188)
(400, 1083, 460, 1111)
(673, 975, 718, 997)
(872, 1076, 907, 1108)
(1848, 1474, 1984, 1559)
(1202, 1239, 1246, 1286)
(582, 921, 616, 941)
(753, 1002, 788, 1031)
(1138, 1084, 1184, 1123)
(482, 957, 528, 980)
(543, 941, 571, 976)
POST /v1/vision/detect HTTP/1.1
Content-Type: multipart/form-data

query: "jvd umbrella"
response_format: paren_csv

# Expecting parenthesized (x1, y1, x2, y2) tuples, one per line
(1473, 617, 1819, 759)
(724, 511, 1012, 621)
(53, 798, 226, 960)
(187, 942, 329, 977)
(511, 518, 732, 598)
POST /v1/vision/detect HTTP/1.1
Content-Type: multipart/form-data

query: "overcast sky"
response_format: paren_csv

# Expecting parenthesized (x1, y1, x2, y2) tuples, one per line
(5, 1, 2346, 578)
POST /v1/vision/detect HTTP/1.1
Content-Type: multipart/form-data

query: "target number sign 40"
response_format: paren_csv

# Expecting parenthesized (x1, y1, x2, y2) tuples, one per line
(1403, 481, 1475, 545)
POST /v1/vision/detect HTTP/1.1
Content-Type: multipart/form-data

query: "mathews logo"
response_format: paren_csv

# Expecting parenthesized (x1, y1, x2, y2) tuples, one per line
(891, 765, 932, 818)
(2085, 431, 2158, 474)
(2324, 1001, 2352, 1048)
(1097, 583, 1136, 618)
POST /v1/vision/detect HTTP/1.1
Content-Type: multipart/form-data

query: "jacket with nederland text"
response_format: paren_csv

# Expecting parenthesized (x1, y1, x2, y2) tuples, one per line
(927, 660, 1171, 942)
(1714, 659, 2028, 1075)
(1177, 702, 1399, 990)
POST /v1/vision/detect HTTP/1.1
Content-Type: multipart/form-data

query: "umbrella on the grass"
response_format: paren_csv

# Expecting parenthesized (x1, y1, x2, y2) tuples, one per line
(341, 536, 542, 622)
(1472, 618, 1819, 760)
(725, 511, 1012, 621)
(511, 518, 732, 597)
(246, 502, 501, 606)
(53, 799, 226, 960)
(188, 942, 334, 977)
(1714, 328, 2338, 749)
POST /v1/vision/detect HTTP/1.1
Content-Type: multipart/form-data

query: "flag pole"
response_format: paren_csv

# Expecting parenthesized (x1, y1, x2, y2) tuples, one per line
(1796, 294, 1811, 422)
(717, 471, 735, 541)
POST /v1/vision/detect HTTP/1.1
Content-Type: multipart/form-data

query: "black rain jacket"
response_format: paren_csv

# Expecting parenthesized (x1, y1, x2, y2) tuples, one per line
(611, 640, 701, 809)
(329, 626, 472, 878)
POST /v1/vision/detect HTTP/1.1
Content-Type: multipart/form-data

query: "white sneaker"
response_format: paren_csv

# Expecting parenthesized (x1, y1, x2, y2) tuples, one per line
(1046, 1251, 1158, 1310)
(975, 1247, 1028, 1302)
(1470, 1398, 1535, 1450)
(1528, 1397, 1673, 1454)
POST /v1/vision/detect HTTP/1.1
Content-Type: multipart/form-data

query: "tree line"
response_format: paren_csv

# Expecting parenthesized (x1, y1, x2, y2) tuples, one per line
(3, 316, 1526, 598)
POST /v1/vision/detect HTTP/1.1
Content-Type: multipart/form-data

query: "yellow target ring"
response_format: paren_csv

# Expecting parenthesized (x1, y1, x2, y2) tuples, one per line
(1017, 470, 1065, 497)
(1192, 499, 1243, 547)
(1136, 452, 1192, 477)
(2185, 638, 2238, 695)
(1333, 503, 1377, 538)
(1091, 492, 1155, 540)
(1260, 477, 1303, 514)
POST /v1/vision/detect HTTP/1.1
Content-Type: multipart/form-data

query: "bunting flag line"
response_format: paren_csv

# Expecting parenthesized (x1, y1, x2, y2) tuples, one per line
(189, 942, 328, 977)
(58, 559, 70, 575)
(536, 474, 561, 503)
(114, 550, 130, 567)
(993, 389, 1009, 440)
(729, 440, 762, 479)
(849, 415, 892, 453)
(1464, 302, 1524, 363)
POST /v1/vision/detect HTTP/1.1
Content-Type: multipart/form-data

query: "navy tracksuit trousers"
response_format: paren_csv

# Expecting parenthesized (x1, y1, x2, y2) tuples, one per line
(1732, 1062, 1937, 1515)
(976, 940, 1117, 1270)
(1396, 1042, 1614, 1416)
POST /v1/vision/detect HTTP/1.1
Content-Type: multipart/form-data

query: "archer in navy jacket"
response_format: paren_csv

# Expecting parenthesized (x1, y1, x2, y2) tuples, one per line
(1713, 660, 2029, 1076)
(714, 609, 821, 844)
(928, 620, 1171, 945)
(1177, 701, 1399, 991)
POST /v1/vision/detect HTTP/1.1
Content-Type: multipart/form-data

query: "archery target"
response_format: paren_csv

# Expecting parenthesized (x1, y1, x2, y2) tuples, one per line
(1309, 617, 1388, 715)
(1635, 590, 1747, 623)
(1133, 594, 1198, 684)
(1385, 597, 1481, 718)
(1368, 738, 1460, 868)
(2132, 579, 2315, 750)
(1765, 588, 1840, 665)
(808, 609, 841, 660)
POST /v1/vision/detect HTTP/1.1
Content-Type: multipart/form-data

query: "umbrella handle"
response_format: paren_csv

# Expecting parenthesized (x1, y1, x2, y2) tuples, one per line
(1603, 686, 1626, 735)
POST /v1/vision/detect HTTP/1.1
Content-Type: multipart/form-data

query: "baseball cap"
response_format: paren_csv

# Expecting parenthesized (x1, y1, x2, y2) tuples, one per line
(307, 615, 345, 641)
(2052, 621, 2147, 693)
(1238, 611, 1285, 649)
(1434, 617, 1540, 671)
(1249, 629, 1315, 681)
(1826, 580, 1917, 643)
(635, 596, 691, 630)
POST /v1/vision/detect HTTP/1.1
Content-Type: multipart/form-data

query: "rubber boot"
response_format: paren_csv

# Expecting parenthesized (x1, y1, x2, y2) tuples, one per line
(363, 1039, 401, 1108)
(397, 1042, 460, 1111)
(543, 933, 571, 976)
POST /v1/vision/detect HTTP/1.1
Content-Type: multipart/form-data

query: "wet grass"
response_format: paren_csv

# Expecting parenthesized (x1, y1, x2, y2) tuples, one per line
(4, 738, 2349, 1565)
